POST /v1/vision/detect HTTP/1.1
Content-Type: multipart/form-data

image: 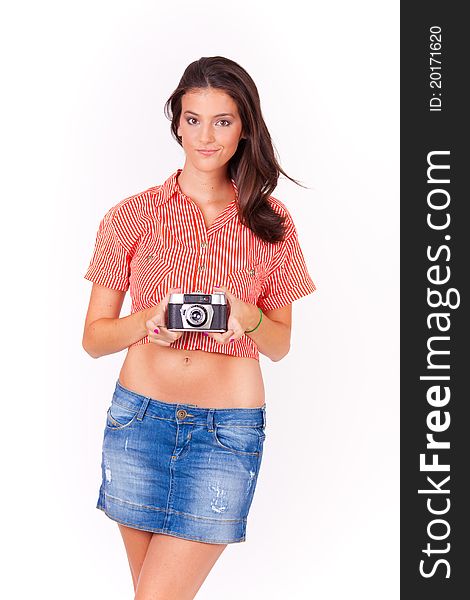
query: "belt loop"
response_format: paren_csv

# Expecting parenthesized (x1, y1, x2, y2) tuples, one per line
(262, 406, 266, 428)
(206, 409, 215, 432)
(137, 396, 151, 421)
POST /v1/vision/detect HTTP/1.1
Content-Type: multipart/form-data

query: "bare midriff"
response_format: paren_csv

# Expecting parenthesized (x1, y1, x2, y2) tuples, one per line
(118, 344, 265, 409)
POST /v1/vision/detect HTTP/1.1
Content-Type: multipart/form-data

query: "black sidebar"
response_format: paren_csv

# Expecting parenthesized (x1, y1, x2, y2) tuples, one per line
(401, 3, 468, 598)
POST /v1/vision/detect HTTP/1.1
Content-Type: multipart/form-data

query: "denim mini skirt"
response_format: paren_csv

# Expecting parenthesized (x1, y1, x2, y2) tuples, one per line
(96, 380, 267, 544)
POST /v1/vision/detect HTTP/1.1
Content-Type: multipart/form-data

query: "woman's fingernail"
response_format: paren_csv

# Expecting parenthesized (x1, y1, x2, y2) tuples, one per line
(154, 328, 159, 334)
(202, 332, 208, 336)
(230, 338, 234, 343)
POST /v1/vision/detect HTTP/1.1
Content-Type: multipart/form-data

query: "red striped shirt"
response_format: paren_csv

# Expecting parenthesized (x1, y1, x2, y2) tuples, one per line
(84, 168, 317, 360)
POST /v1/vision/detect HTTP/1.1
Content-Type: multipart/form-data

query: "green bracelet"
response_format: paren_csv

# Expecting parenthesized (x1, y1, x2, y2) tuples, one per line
(245, 307, 263, 334)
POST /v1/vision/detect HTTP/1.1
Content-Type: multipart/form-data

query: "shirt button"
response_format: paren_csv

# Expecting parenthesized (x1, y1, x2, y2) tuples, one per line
(198, 265, 205, 272)
(201, 242, 208, 249)
(177, 409, 187, 419)
(249, 268, 255, 276)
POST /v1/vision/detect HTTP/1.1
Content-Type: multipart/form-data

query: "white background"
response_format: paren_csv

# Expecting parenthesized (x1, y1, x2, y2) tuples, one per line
(1, 1, 399, 598)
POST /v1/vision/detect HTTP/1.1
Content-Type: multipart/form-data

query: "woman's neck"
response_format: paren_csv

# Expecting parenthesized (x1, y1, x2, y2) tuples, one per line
(176, 166, 235, 205)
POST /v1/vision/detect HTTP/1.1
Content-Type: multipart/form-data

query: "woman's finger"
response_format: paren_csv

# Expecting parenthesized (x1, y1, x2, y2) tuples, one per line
(146, 318, 163, 332)
(206, 329, 234, 345)
(157, 324, 183, 342)
(213, 285, 235, 304)
(149, 338, 172, 346)
(147, 321, 183, 344)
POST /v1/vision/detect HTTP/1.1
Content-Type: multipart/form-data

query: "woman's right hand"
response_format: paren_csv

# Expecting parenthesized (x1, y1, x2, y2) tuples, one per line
(144, 287, 184, 346)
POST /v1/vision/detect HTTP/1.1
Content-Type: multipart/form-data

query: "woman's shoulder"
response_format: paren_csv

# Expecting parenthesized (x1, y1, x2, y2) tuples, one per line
(266, 194, 296, 236)
(267, 193, 294, 216)
(103, 184, 162, 225)
(96, 184, 164, 254)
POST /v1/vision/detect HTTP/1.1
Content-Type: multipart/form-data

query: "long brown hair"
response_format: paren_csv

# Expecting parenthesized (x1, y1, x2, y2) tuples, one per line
(164, 56, 307, 244)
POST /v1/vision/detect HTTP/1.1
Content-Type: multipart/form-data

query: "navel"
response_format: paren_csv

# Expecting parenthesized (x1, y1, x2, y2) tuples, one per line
(183, 356, 192, 366)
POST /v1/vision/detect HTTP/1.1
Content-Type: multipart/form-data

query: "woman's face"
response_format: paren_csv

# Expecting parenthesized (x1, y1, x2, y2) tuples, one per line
(177, 88, 244, 171)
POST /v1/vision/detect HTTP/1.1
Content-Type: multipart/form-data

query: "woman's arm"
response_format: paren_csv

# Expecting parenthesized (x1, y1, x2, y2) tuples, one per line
(82, 284, 184, 358)
(244, 303, 292, 362)
(208, 285, 292, 362)
(82, 284, 148, 358)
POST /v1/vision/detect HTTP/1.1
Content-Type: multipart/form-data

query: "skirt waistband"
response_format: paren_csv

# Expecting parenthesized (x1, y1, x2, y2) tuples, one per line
(113, 380, 266, 428)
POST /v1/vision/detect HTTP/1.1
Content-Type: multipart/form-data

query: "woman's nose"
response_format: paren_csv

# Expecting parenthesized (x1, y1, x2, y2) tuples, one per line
(199, 124, 216, 144)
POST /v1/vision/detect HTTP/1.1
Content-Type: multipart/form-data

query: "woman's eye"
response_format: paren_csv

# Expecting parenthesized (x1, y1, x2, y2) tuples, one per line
(185, 118, 232, 126)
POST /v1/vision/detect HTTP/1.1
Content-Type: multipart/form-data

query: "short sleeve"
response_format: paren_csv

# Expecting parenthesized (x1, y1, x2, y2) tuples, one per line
(84, 208, 131, 291)
(257, 221, 317, 312)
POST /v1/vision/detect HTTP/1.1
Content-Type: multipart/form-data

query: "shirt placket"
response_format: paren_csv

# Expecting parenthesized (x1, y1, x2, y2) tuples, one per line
(178, 185, 237, 293)
(189, 205, 210, 293)
(194, 236, 210, 292)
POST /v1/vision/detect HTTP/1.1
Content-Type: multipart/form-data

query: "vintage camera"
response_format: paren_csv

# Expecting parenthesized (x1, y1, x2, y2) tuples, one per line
(166, 292, 228, 332)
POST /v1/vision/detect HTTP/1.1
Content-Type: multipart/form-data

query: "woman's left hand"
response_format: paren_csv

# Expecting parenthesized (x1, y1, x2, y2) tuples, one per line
(204, 285, 254, 345)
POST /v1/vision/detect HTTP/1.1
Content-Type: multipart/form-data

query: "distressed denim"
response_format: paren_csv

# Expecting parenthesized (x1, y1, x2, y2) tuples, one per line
(96, 379, 267, 543)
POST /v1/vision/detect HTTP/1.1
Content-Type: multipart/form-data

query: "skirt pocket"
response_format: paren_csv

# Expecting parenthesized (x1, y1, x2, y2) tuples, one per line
(213, 424, 265, 456)
(106, 400, 140, 431)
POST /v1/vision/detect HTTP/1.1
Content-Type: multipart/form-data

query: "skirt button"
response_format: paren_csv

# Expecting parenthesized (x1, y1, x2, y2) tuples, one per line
(177, 409, 187, 419)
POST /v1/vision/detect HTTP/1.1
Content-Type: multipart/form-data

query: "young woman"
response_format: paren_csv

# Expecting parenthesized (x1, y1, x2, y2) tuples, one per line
(83, 56, 316, 599)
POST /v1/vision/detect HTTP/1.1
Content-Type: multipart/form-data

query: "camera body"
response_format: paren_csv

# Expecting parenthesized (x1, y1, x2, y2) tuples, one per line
(167, 292, 228, 332)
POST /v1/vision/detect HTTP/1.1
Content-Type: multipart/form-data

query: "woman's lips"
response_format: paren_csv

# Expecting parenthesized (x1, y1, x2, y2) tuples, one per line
(197, 149, 219, 156)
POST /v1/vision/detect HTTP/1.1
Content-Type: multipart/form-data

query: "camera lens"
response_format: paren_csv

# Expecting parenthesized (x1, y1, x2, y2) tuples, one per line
(187, 305, 207, 327)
